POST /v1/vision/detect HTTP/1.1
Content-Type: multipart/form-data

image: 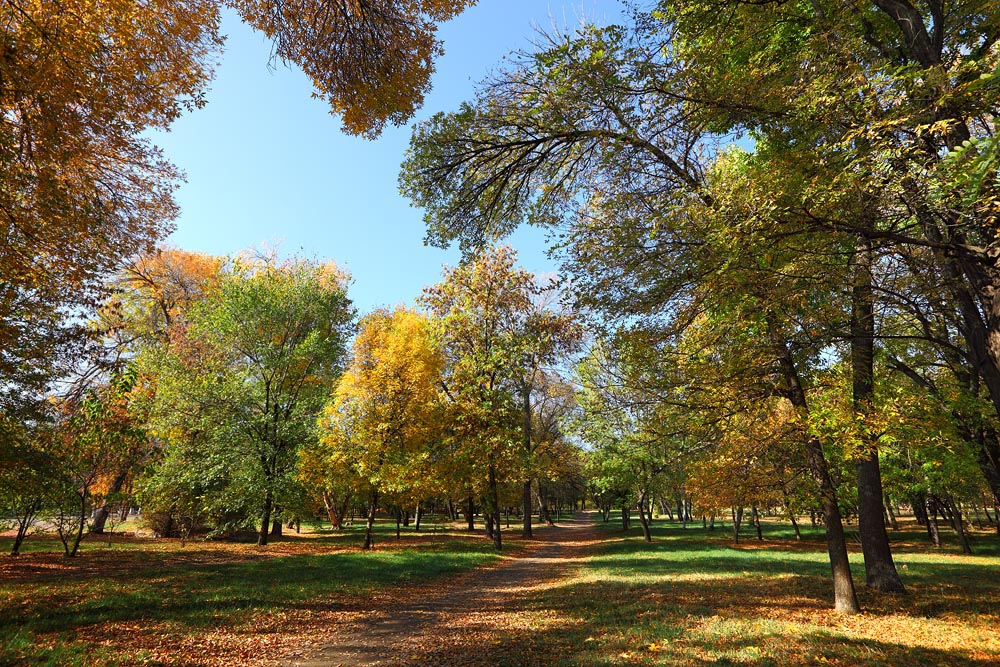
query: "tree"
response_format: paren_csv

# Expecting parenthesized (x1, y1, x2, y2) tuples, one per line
(143, 255, 353, 545)
(421, 245, 545, 550)
(317, 307, 444, 549)
(1, 0, 475, 445)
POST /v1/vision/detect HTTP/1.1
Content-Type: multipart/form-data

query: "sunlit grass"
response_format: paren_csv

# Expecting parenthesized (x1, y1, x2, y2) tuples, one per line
(525, 514, 1000, 666)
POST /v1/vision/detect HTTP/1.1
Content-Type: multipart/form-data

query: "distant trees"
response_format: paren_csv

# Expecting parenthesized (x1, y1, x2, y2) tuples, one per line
(317, 307, 444, 549)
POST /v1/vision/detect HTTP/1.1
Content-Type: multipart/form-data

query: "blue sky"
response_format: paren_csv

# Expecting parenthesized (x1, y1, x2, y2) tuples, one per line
(153, 1, 623, 314)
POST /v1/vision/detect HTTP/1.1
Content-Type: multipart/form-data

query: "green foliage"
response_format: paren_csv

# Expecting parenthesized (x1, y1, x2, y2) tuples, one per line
(139, 255, 354, 540)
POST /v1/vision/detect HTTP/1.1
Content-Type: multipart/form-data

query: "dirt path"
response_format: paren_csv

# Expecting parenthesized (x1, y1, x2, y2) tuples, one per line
(283, 514, 600, 667)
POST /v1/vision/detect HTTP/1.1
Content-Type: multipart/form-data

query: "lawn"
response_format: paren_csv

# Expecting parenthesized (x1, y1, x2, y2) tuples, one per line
(514, 514, 1000, 666)
(0, 519, 504, 667)
(2, 514, 998, 667)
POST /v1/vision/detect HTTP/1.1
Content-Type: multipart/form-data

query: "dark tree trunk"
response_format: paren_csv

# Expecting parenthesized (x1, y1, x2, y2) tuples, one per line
(943, 496, 973, 554)
(540, 483, 554, 525)
(415, 503, 423, 531)
(621, 502, 630, 531)
(925, 495, 941, 547)
(913, 493, 929, 525)
(751, 505, 763, 540)
(885, 496, 900, 531)
(91, 467, 130, 535)
(257, 488, 273, 546)
(974, 427, 1000, 507)
(851, 241, 905, 594)
(522, 480, 533, 538)
(487, 460, 502, 551)
(270, 517, 282, 538)
(732, 506, 743, 542)
(363, 489, 379, 549)
(637, 492, 652, 542)
(770, 319, 861, 613)
(10, 498, 41, 556)
(466, 494, 475, 531)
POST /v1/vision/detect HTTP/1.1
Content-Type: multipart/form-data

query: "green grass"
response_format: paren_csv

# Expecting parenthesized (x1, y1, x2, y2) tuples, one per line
(0, 529, 500, 667)
(513, 514, 1000, 666)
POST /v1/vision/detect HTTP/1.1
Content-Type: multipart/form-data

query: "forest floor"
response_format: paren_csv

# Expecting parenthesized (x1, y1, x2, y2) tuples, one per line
(2, 513, 999, 666)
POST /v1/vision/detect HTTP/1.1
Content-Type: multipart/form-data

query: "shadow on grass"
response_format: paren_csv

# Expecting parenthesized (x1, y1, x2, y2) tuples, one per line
(0, 539, 499, 652)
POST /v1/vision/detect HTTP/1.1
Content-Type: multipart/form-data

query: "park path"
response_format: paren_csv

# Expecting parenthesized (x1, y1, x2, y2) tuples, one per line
(283, 514, 601, 667)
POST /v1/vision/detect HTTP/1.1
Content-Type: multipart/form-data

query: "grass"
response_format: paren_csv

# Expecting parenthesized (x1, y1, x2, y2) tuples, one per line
(2, 513, 998, 666)
(0, 517, 504, 666)
(511, 514, 1000, 666)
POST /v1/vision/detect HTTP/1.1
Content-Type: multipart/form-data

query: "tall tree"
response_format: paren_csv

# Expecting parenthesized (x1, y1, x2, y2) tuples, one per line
(317, 307, 444, 549)
(144, 255, 353, 545)
(421, 245, 543, 551)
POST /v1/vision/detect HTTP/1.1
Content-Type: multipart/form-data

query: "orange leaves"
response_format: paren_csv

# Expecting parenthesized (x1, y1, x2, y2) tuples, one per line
(230, 0, 476, 137)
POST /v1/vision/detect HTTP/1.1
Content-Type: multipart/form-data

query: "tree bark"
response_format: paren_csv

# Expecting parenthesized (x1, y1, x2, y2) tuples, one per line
(466, 494, 475, 531)
(925, 494, 941, 547)
(885, 496, 900, 531)
(257, 488, 273, 546)
(769, 319, 861, 613)
(852, 240, 906, 594)
(363, 489, 379, 550)
(637, 491, 652, 542)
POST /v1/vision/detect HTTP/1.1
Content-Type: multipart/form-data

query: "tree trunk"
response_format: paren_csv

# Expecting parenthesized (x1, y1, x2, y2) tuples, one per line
(487, 460, 502, 551)
(637, 491, 652, 542)
(466, 494, 475, 531)
(851, 241, 906, 594)
(885, 496, 900, 531)
(732, 506, 742, 542)
(621, 502, 630, 531)
(751, 505, 763, 540)
(944, 496, 973, 554)
(11, 498, 41, 556)
(522, 480, 533, 538)
(91, 466, 130, 535)
(913, 493, 929, 525)
(415, 503, 423, 531)
(270, 517, 282, 538)
(924, 494, 941, 547)
(770, 318, 861, 613)
(257, 488, 273, 546)
(363, 489, 379, 550)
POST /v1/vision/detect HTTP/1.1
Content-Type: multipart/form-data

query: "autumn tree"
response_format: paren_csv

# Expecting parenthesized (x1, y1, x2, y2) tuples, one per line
(142, 255, 353, 545)
(421, 246, 551, 550)
(1, 0, 474, 464)
(317, 307, 444, 549)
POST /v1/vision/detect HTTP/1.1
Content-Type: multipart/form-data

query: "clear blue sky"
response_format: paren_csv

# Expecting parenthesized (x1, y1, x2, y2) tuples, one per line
(153, 1, 623, 314)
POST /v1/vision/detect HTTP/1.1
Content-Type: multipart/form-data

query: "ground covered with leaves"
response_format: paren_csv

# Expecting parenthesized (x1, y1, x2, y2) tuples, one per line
(2, 515, 998, 666)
